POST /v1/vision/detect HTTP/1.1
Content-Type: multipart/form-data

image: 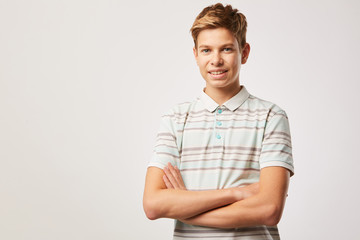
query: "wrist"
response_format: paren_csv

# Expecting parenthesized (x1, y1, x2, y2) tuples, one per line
(229, 187, 244, 202)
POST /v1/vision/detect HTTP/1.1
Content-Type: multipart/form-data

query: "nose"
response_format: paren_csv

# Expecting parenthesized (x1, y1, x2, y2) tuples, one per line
(211, 52, 223, 66)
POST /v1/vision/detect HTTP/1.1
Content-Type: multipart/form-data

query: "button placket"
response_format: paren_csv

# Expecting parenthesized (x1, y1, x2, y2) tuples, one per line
(215, 107, 223, 140)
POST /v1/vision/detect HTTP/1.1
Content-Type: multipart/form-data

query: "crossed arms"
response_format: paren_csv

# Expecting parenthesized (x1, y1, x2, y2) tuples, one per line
(143, 163, 290, 228)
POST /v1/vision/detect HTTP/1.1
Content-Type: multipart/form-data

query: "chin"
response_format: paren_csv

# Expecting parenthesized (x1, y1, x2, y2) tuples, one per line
(207, 80, 230, 88)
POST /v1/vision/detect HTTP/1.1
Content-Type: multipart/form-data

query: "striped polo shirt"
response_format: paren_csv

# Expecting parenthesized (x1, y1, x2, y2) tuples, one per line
(148, 86, 294, 240)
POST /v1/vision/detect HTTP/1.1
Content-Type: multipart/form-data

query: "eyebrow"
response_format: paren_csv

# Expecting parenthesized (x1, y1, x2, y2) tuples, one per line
(198, 43, 236, 49)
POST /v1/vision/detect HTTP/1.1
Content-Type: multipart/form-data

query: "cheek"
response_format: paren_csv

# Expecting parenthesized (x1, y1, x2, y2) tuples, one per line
(227, 57, 241, 75)
(228, 58, 239, 70)
(198, 60, 209, 70)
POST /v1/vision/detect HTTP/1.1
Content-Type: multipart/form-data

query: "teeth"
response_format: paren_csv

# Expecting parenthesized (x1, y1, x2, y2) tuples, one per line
(211, 71, 226, 75)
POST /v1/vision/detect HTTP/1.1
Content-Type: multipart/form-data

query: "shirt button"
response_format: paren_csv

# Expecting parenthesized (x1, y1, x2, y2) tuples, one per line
(217, 121, 222, 126)
(216, 134, 221, 139)
(217, 109, 222, 114)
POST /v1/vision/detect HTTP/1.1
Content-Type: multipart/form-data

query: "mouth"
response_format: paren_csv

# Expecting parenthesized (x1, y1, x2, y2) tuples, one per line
(209, 70, 228, 75)
(208, 69, 228, 79)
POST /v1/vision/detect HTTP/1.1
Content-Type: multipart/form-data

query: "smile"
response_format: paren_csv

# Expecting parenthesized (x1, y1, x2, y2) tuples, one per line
(209, 70, 228, 75)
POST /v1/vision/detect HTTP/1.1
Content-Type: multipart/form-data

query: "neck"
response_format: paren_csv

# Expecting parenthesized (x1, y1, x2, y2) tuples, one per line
(204, 82, 242, 105)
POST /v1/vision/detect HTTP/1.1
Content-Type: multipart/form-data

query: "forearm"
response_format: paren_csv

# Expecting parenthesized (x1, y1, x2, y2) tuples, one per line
(144, 187, 237, 220)
(181, 193, 280, 228)
(181, 167, 290, 228)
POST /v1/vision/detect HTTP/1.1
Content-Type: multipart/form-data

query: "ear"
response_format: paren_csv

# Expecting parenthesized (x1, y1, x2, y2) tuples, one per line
(241, 43, 250, 64)
(193, 47, 199, 65)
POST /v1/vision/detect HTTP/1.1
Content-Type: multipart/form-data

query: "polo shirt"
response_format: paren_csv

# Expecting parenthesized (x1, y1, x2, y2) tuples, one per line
(148, 86, 294, 240)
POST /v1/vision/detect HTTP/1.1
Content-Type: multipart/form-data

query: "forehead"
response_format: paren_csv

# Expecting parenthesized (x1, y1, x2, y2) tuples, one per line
(197, 27, 238, 48)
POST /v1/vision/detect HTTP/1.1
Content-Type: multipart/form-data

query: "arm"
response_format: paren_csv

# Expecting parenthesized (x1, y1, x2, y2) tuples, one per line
(143, 164, 245, 220)
(144, 110, 261, 221)
(180, 166, 289, 228)
(144, 112, 243, 220)
(181, 109, 294, 228)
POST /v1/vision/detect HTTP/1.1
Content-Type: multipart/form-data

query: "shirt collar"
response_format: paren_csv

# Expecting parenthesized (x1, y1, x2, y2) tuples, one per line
(200, 86, 250, 112)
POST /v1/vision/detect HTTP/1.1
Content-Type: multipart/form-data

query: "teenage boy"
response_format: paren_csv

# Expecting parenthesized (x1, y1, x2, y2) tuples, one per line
(143, 3, 294, 240)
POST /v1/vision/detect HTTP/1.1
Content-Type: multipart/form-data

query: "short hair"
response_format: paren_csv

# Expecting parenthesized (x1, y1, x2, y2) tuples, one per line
(190, 3, 247, 50)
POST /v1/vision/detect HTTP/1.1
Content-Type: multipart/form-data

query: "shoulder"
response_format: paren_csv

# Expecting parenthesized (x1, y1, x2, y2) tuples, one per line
(246, 94, 288, 119)
(160, 98, 201, 121)
(157, 98, 200, 136)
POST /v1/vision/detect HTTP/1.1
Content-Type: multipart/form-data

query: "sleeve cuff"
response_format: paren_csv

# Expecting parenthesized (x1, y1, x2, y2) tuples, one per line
(260, 160, 294, 177)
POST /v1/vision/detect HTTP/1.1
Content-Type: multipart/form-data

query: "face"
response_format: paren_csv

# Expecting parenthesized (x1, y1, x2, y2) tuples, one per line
(193, 27, 250, 92)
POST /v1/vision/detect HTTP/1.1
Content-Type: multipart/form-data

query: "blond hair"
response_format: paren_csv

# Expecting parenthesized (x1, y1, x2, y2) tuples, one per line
(190, 3, 247, 50)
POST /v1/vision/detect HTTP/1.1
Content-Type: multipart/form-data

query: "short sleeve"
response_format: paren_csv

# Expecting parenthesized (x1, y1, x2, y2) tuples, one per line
(259, 110, 294, 176)
(147, 113, 181, 170)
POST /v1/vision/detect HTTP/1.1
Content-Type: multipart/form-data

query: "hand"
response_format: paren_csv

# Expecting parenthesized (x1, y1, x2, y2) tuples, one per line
(232, 182, 259, 201)
(163, 162, 187, 190)
(240, 182, 260, 199)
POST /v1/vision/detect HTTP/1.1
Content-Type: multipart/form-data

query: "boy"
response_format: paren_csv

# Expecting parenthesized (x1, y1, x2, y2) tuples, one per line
(143, 3, 294, 239)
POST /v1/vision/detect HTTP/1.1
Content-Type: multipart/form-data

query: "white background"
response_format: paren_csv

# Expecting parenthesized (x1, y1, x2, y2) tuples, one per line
(1, 0, 360, 239)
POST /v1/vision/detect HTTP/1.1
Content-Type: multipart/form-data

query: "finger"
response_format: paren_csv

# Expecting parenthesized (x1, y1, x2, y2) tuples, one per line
(174, 166, 186, 190)
(167, 163, 181, 189)
(163, 174, 174, 189)
(164, 166, 180, 189)
(168, 163, 181, 181)
(169, 164, 185, 189)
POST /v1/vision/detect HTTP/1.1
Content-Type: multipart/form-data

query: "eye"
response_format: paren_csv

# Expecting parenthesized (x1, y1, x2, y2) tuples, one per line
(201, 49, 210, 53)
(223, 48, 233, 52)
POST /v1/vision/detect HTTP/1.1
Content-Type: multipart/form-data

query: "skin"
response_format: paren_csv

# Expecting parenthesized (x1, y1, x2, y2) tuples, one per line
(163, 163, 259, 199)
(143, 27, 290, 228)
(143, 165, 257, 220)
(194, 27, 250, 105)
(163, 163, 289, 228)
